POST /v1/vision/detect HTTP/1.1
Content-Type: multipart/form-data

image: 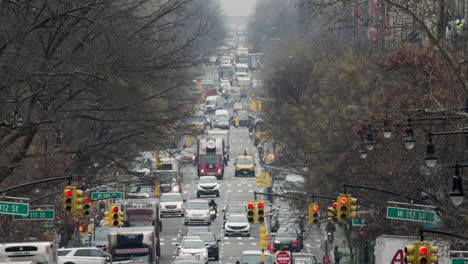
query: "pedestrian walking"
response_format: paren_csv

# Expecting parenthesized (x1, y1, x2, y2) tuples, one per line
(334, 246, 341, 264)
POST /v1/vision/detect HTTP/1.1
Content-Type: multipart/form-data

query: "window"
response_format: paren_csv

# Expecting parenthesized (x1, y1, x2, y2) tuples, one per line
(58, 250, 71, 256)
(161, 194, 182, 202)
(237, 158, 253, 165)
(89, 249, 105, 257)
(200, 155, 221, 164)
(74, 249, 92, 256)
(187, 201, 209, 210)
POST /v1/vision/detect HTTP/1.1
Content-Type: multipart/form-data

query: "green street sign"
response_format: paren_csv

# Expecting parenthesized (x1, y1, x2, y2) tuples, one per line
(13, 210, 54, 220)
(352, 218, 366, 226)
(0, 201, 29, 215)
(40, 222, 55, 228)
(386, 207, 435, 223)
(452, 259, 468, 264)
(91, 192, 122, 200)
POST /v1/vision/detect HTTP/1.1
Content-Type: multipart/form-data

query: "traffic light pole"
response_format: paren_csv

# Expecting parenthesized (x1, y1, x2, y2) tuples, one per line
(419, 228, 468, 241)
(342, 184, 426, 204)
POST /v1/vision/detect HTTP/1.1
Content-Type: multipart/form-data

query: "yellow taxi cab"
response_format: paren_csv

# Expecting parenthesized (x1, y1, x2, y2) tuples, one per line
(234, 152, 256, 177)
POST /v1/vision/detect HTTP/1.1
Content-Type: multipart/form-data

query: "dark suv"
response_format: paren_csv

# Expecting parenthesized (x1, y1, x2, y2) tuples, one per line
(273, 225, 304, 252)
(194, 232, 221, 261)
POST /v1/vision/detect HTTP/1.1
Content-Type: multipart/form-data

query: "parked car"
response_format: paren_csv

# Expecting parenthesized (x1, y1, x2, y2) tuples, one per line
(272, 225, 304, 252)
(193, 232, 221, 261)
(238, 250, 275, 264)
(58, 247, 110, 264)
(160, 192, 184, 217)
(292, 253, 318, 264)
(224, 214, 250, 237)
(184, 199, 211, 225)
(176, 236, 209, 264)
(197, 176, 220, 197)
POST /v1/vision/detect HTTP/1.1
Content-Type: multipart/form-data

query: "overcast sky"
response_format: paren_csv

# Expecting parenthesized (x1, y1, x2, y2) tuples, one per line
(219, 0, 257, 17)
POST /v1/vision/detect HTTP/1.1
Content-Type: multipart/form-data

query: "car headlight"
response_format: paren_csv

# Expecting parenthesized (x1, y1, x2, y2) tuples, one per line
(176, 204, 182, 209)
(274, 240, 280, 244)
(172, 185, 180, 192)
(201, 169, 205, 173)
(217, 169, 221, 173)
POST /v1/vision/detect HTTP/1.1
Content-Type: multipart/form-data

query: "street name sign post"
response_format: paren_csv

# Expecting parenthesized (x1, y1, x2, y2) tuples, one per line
(91, 192, 122, 200)
(0, 201, 29, 215)
(276, 251, 290, 264)
(386, 207, 435, 223)
(13, 210, 55, 220)
(352, 218, 366, 226)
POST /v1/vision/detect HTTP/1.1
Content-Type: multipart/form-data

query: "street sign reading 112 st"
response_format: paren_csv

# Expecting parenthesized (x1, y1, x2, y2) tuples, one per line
(13, 210, 55, 220)
(0, 201, 29, 215)
(386, 207, 435, 223)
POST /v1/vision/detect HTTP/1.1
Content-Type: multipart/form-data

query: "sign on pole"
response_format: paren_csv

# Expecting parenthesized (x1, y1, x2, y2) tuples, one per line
(13, 210, 55, 220)
(91, 192, 123, 200)
(0, 201, 29, 215)
(276, 251, 290, 264)
(452, 259, 468, 264)
(352, 218, 366, 226)
(323, 256, 331, 263)
(386, 207, 435, 223)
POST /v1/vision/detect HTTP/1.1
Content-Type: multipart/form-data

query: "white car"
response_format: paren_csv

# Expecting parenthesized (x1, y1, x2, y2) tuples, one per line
(197, 176, 220, 197)
(176, 236, 209, 264)
(58, 247, 110, 264)
(224, 214, 250, 237)
(184, 199, 212, 225)
(160, 192, 184, 217)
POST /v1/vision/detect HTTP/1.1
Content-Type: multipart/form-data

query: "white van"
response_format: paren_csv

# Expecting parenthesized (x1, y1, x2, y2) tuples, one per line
(213, 110, 230, 129)
(0, 242, 58, 264)
(205, 96, 224, 113)
(283, 174, 306, 198)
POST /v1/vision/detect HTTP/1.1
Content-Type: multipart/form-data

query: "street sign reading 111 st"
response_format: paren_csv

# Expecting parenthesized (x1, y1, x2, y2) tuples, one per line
(0, 201, 29, 215)
(13, 210, 55, 220)
(386, 207, 435, 223)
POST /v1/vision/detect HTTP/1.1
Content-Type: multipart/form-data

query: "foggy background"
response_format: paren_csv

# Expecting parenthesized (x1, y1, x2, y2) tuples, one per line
(219, 0, 257, 17)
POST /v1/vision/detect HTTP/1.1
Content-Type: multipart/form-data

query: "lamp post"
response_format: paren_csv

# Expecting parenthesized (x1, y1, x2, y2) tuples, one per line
(450, 163, 465, 206)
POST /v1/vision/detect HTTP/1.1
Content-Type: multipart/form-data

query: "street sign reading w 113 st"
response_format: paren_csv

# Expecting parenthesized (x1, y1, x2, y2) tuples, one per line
(0, 201, 29, 215)
(386, 207, 435, 223)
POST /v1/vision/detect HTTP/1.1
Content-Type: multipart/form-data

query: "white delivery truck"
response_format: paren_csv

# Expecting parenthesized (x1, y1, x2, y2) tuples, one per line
(205, 96, 224, 113)
(374, 235, 450, 264)
(108, 226, 159, 264)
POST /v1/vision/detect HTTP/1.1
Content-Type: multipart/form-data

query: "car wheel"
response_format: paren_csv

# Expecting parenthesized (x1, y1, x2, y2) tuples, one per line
(180, 213, 184, 217)
(246, 233, 250, 237)
(64, 262, 75, 264)
(197, 193, 200, 198)
(214, 254, 219, 261)
(184, 222, 189, 225)
(216, 192, 220, 197)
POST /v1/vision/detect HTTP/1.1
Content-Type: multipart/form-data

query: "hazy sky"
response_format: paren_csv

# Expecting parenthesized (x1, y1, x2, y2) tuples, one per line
(219, 0, 257, 17)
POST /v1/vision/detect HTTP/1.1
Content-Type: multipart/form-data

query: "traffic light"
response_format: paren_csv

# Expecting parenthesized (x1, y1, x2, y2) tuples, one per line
(419, 242, 439, 263)
(404, 242, 420, 264)
(155, 154, 162, 167)
(327, 202, 338, 223)
(105, 204, 124, 227)
(82, 197, 91, 216)
(63, 186, 74, 212)
(256, 173, 264, 187)
(264, 172, 271, 188)
(309, 203, 319, 224)
(347, 195, 358, 219)
(256, 201, 265, 223)
(247, 201, 256, 223)
(259, 226, 267, 250)
(337, 194, 348, 220)
(72, 188, 84, 214)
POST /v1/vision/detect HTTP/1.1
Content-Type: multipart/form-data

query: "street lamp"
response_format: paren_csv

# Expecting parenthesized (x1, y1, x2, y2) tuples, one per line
(364, 130, 375, 151)
(424, 133, 437, 168)
(450, 164, 465, 206)
(382, 119, 392, 138)
(404, 126, 416, 150)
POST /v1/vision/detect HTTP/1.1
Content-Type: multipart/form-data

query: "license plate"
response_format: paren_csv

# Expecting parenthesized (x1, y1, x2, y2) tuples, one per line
(284, 245, 289, 248)
(243, 171, 247, 174)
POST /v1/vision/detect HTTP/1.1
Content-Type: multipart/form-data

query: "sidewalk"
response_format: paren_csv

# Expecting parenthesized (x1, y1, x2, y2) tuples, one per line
(328, 225, 352, 264)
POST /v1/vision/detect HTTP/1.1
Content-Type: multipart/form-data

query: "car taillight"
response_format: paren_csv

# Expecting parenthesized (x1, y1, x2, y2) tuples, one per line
(201, 169, 204, 173)
(292, 240, 299, 247)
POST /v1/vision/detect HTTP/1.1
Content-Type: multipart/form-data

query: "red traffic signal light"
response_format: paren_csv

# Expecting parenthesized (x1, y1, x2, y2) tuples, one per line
(340, 197, 348, 204)
(112, 206, 119, 212)
(248, 203, 254, 209)
(257, 202, 264, 209)
(332, 203, 338, 210)
(84, 197, 90, 203)
(313, 205, 319, 212)
(65, 190, 72, 196)
(419, 247, 428, 255)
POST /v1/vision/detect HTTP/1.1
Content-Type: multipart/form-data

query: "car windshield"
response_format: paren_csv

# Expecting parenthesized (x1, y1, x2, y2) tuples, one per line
(186, 228, 209, 235)
(236, 67, 248, 73)
(199, 177, 217, 184)
(200, 155, 221, 164)
(228, 216, 247, 222)
(206, 100, 216, 106)
(187, 201, 209, 210)
(161, 194, 182, 202)
(216, 116, 228, 122)
(241, 254, 274, 264)
(238, 113, 248, 119)
(237, 57, 249, 64)
(181, 240, 205, 249)
(294, 259, 315, 264)
(195, 233, 216, 242)
(276, 229, 297, 237)
(283, 181, 305, 191)
(130, 186, 153, 193)
(237, 158, 253, 165)
(157, 171, 178, 182)
(227, 205, 246, 213)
